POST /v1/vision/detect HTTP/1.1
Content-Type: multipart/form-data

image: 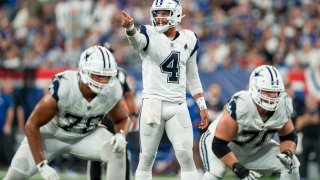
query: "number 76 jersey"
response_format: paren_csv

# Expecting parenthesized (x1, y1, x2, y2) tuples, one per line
(209, 91, 293, 155)
(132, 25, 200, 102)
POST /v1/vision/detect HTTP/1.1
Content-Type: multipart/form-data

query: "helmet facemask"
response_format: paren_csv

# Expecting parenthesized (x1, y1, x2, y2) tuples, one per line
(249, 65, 285, 111)
(150, 0, 184, 33)
(79, 46, 117, 95)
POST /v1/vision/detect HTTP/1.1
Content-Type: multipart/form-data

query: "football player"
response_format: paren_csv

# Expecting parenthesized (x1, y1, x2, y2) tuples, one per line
(121, 0, 209, 179)
(199, 65, 300, 180)
(4, 46, 130, 180)
(87, 43, 138, 180)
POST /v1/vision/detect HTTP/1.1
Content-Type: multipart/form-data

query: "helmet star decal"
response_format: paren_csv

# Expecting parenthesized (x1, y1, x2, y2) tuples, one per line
(85, 52, 92, 61)
(254, 70, 262, 77)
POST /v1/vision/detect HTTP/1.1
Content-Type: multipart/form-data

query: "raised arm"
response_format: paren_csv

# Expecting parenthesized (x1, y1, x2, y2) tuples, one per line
(121, 11, 148, 51)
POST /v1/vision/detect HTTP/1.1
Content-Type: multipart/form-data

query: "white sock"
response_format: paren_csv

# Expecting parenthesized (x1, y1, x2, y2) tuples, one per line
(135, 169, 152, 180)
(181, 169, 199, 180)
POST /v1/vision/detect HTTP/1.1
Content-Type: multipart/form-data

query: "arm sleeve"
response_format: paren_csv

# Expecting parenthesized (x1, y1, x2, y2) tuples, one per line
(186, 51, 203, 96)
(126, 25, 149, 51)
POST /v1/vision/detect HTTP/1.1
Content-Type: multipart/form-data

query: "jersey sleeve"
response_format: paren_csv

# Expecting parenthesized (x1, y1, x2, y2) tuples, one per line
(224, 91, 249, 121)
(126, 25, 151, 52)
(186, 31, 203, 96)
(48, 73, 69, 102)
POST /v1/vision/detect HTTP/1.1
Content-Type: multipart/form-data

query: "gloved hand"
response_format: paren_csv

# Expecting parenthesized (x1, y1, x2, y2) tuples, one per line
(276, 150, 293, 173)
(37, 160, 60, 180)
(232, 162, 262, 180)
(110, 131, 127, 153)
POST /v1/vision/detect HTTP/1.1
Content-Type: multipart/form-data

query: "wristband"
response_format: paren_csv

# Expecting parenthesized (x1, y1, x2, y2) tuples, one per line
(37, 160, 48, 173)
(126, 24, 135, 32)
(196, 97, 207, 110)
(232, 162, 249, 179)
(282, 150, 293, 158)
(130, 112, 138, 117)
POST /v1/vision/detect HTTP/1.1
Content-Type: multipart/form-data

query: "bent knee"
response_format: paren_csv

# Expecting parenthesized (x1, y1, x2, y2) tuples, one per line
(100, 142, 125, 162)
(4, 166, 33, 180)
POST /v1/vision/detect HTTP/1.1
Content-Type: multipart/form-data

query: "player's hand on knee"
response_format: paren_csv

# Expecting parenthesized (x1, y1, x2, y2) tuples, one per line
(276, 150, 293, 173)
(232, 162, 262, 180)
(37, 160, 60, 180)
(110, 131, 127, 153)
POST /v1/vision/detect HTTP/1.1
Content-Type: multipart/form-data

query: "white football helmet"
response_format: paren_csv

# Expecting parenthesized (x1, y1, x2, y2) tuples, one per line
(249, 65, 284, 111)
(150, 0, 185, 33)
(79, 46, 117, 95)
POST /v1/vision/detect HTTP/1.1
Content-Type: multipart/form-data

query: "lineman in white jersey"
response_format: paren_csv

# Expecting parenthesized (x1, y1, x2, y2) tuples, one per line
(200, 65, 300, 180)
(121, 0, 209, 179)
(4, 46, 130, 180)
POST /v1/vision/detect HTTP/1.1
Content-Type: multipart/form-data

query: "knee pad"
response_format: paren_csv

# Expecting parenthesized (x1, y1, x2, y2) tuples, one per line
(175, 149, 196, 171)
(4, 166, 30, 180)
(100, 141, 119, 162)
(10, 156, 36, 177)
(137, 153, 156, 171)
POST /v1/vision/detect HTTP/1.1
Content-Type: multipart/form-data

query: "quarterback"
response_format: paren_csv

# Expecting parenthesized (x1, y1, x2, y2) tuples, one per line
(121, 0, 209, 179)
(4, 46, 130, 180)
(200, 65, 300, 180)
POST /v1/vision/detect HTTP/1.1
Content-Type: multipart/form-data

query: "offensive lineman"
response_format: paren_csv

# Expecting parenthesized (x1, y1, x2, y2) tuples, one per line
(199, 65, 300, 180)
(121, 0, 209, 179)
(4, 46, 130, 180)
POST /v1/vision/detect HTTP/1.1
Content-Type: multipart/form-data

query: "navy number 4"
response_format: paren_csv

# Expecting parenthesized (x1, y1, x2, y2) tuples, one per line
(160, 51, 180, 83)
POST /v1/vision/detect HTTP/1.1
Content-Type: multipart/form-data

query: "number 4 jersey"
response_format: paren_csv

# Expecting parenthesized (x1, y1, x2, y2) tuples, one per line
(42, 70, 122, 139)
(127, 25, 202, 102)
(209, 90, 293, 156)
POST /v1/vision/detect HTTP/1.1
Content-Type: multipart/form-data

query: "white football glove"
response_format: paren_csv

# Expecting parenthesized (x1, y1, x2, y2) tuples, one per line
(37, 160, 60, 180)
(110, 131, 127, 153)
(276, 150, 293, 173)
(232, 162, 262, 180)
(241, 170, 262, 180)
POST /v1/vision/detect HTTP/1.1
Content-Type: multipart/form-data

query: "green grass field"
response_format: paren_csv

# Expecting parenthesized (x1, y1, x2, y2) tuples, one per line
(0, 166, 279, 180)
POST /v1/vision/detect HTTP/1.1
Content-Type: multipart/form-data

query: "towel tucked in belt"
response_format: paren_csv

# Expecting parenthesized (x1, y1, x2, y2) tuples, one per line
(141, 98, 162, 126)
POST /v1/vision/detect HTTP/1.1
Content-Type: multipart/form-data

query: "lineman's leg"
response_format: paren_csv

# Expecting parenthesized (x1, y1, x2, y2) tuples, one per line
(4, 132, 68, 180)
(199, 129, 228, 180)
(87, 117, 114, 180)
(87, 160, 102, 180)
(70, 127, 126, 180)
(238, 140, 300, 180)
(165, 101, 198, 180)
(135, 100, 165, 180)
(4, 137, 34, 180)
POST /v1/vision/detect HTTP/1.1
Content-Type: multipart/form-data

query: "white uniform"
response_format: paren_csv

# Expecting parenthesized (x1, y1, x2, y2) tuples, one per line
(127, 25, 203, 180)
(128, 25, 203, 102)
(7, 71, 126, 179)
(200, 91, 300, 179)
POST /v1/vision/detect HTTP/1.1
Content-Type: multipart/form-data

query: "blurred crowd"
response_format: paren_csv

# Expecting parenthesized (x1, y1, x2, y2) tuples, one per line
(0, 0, 320, 179)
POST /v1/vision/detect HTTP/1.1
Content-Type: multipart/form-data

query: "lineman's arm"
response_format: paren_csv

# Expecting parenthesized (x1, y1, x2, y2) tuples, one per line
(25, 93, 58, 165)
(108, 100, 130, 136)
(278, 119, 297, 154)
(212, 109, 239, 168)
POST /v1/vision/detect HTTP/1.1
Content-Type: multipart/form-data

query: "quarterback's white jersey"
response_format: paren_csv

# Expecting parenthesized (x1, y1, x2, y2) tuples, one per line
(209, 90, 293, 155)
(44, 70, 123, 138)
(127, 25, 203, 102)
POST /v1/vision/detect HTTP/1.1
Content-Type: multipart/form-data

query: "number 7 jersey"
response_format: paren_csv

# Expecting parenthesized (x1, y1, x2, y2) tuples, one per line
(128, 25, 201, 102)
